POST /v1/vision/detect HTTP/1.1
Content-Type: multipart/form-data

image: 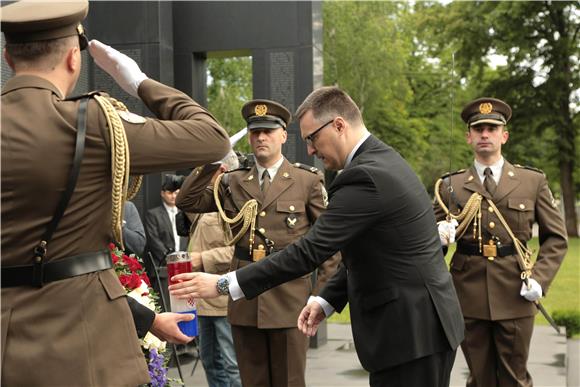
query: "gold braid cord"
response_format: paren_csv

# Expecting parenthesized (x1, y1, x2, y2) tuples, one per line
(93, 95, 143, 249)
(213, 172, 258, 255)
(434, 178, 534, 280)
(485, 199, 534, 280)
(434, 178, 483, 245)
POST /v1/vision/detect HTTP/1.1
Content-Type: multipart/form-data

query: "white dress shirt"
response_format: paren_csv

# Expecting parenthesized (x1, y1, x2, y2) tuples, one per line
(162, 202, 180, 251)
(474, 157, 504, 185)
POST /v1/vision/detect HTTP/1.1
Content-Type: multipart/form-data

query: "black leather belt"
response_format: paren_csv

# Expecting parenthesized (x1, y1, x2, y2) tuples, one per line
(1, 250, 112, 288)
(457, 242, 517, 257)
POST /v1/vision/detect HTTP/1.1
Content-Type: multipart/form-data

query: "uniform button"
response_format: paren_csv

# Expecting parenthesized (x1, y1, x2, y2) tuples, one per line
(260, 211, 266, 217)
(488, 207, 494, 213)
(489, 222, 495, 229)
(289, 205, 295, 212)
(508, 171, 515, 177)
(519, 203, 525, 210)
(258, 244, 265, 250)
(35, 256, 42, 263)
(283, 172, 290, 178)
(259, 228, 265, 234)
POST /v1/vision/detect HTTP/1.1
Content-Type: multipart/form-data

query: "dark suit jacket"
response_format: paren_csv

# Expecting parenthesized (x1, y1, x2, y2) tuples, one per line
(144, 205, 188, 265)
(236, 135, 464, 372)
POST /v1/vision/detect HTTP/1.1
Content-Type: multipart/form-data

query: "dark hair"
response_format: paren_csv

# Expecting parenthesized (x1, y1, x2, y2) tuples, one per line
(295, 86, 363, 125)
(162, 174, 185, 192)
(5, 35, 77, 70)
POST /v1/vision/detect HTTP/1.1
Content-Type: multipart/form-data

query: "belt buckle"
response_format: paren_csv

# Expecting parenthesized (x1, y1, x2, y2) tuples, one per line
(483, 240, 497, 261)
(252, 248, 266, 261)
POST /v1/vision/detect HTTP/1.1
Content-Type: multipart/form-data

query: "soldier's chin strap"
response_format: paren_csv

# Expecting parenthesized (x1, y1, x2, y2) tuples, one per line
(213, 172, 259, 256)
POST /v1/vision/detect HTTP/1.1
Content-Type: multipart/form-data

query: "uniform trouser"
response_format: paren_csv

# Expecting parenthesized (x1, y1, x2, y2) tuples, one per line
(368, 347, 456, 387)
(462, 316, 534, 387)
(231, 325, 309, 387)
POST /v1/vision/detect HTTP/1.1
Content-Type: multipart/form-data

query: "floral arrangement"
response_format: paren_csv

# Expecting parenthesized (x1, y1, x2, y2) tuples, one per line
(109, 243, 173, 387)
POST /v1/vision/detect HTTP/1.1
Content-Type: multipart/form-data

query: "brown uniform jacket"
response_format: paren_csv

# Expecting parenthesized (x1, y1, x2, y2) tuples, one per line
(1, 75, 229, 386)
(434, 161, 567, 320)
(177, 158, 341, 328)
(187, 212, 234, 316)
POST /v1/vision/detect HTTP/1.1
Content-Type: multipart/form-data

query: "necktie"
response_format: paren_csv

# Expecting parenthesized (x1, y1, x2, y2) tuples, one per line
(261, 170, 271, 193)
(483, 167, 497, 196)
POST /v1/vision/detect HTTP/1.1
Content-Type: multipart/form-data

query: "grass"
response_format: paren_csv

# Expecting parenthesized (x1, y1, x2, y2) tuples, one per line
(328, 237, 580, 331)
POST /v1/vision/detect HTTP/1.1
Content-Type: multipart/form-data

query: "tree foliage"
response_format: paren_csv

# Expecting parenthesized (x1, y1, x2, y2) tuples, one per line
(416, 0, 579, 235)
(206, 56, 253, 154)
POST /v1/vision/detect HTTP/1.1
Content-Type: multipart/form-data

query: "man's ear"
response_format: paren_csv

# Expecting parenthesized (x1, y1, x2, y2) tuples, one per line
(65, 46, 79, 73)
(4, 48, 16, 71)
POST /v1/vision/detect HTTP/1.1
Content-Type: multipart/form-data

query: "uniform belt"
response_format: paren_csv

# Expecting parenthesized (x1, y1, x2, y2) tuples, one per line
(456, 242, 517, 257)
(1, 250, 112, 288)
(234, 245, 279, 262)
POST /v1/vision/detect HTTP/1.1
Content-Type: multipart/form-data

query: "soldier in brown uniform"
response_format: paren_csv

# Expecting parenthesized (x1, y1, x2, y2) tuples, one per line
(434, 97, 568, 387)
(0, 1, 229, 386)
(177, 99, 340, 387)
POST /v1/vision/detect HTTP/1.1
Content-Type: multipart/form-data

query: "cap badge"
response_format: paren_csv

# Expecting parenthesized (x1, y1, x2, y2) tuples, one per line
(479, 103, 493, 114)
(255, 104, 268, 116)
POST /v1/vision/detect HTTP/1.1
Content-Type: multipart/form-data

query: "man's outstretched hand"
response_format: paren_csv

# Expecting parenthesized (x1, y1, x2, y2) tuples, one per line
(297, 300, 327, 337)
(169, 272, 220, 299)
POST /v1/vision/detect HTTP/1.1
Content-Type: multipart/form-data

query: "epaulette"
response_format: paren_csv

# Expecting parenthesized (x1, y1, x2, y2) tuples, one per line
(514, 164, 545, 175)
(293, 162, 320, 174)
(64, 90, 102, 101)
(225, 166, 252, 174)
(439, 169, 466, 180)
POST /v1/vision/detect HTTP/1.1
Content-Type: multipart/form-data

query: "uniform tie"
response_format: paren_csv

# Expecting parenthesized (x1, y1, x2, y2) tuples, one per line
(261, 170, 271, 193)
(483, 167, 497, 196)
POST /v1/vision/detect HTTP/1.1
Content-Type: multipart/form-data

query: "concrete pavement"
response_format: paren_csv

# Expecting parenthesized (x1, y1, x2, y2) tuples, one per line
(170, 323, 573, 386)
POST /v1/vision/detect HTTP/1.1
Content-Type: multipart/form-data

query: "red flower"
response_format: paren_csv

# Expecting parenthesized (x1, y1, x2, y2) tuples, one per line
(140, 273, 151, 287)
(119, 274, 132, 287)
(128, 273, 142, 289)
(122, 255, 143, 272)
(109, 243, 116, 250)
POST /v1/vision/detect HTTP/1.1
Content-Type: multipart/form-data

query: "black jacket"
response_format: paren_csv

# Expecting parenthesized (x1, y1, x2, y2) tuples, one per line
(236, 135, 464, 372)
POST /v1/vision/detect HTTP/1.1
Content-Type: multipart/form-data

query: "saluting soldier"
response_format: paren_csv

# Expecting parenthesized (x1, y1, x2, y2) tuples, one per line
(1, 1, 229, 386)
(177, 99, 341, 387)
(434, 97, 568, 387)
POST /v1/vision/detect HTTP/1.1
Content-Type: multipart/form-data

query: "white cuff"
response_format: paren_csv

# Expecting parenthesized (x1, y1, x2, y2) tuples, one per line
(226, 271, 245, 301)
(309, 295, 335, 318)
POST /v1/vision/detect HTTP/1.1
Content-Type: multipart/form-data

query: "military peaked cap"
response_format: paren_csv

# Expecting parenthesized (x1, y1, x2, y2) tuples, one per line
(241, 99, 291, 131)
(461, 97, 512, 127)
(1, 0, 89, 50)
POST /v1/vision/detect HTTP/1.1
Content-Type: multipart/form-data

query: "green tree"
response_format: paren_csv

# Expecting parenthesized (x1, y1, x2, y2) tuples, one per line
(206, 56, 253, 154)
(417, 1, 579, 236)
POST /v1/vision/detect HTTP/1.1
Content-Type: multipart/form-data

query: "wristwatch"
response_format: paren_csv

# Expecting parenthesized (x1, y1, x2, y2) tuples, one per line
(216, 275, 230, 296)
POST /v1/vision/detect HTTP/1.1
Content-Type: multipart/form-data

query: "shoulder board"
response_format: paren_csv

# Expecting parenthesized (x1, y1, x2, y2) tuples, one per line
(225, 166, 251, 174)
(513, 164, 544, 175)
(63, 90, 102, 101)
(293, 162, 319, 174)
(439, 169, 466, 180)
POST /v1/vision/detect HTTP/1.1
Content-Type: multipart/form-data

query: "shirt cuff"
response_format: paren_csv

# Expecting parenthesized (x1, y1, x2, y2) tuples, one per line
(308, 295, 335, 318)
(226, 271, 245, 301)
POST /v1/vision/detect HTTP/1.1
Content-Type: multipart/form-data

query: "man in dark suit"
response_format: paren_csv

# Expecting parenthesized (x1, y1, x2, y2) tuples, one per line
(145, 175, 189, 267)
(170, 86, 465, 387)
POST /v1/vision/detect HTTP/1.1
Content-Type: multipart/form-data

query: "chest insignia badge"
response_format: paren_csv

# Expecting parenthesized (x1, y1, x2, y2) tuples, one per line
(286, 214, 297, 229)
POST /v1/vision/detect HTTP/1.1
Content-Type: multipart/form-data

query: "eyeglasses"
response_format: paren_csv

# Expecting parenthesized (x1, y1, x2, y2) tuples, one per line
(304, 119, 334, 146)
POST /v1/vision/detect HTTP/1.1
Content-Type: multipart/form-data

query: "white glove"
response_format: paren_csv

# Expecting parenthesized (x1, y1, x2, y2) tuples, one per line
(88, 39, 148, 98)
(437, 219, 458, 246)
(520, 278, 543, 302)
